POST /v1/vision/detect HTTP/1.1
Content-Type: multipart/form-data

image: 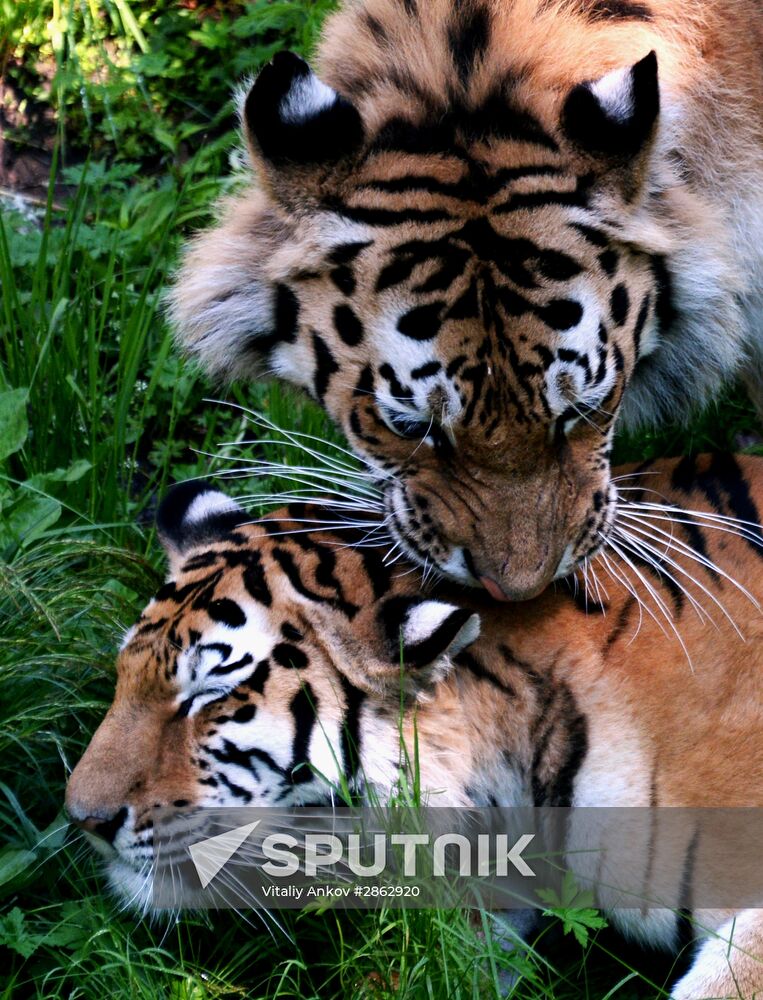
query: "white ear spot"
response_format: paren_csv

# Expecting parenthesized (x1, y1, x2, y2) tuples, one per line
(403, 602, 481, 656)
(403, 601, 455, 645)
(184, 490, 241, 527)
(279, 74, 338, 126)
(589, 64, 635, 122)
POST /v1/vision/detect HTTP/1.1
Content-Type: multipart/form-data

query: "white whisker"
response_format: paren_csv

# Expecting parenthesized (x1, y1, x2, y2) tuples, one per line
(596, 551, 645, 644)
(601, 532, 693, 668)
(617, 511, 761, 613)
(613, 527, 717, 630)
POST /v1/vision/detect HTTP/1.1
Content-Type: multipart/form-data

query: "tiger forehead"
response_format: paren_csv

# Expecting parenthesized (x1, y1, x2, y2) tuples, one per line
(120, 522, 385, 674)
(293, 216, 626, 422)
(319, 0, 660, 122)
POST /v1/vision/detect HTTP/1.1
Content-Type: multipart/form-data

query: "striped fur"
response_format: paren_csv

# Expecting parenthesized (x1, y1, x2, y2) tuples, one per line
(170, 0, 763, 601)
(68, 453, 763, 997)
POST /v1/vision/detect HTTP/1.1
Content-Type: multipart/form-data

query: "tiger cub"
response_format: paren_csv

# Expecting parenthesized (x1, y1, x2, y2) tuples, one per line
(169, 0, 763, 602)
(67, 453, 763, 998)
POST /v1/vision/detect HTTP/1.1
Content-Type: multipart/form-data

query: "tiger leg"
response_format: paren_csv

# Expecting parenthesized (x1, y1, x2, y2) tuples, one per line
(671, 910, 763, 1000)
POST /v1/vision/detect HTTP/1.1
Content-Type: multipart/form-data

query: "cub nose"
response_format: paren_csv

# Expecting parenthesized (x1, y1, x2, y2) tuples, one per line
(67, 801, 128, 845)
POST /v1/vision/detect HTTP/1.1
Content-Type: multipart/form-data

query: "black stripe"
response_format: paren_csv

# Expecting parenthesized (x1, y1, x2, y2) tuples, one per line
(339, 674, 365, 782)
(570, 222, 609, 247)
(289, 683, 318, 784)
(324, 197, 452, 226)
(708, 454, 763, 557)
(245, 658, 270, 694)
(397, 302, 444, 340)
(329, 241, 372, 265)
(578, 0, 652, 20)
(216, 770, 252, 802)
(333, 303, 364, 346)
(449, 4, 491, 86)
(494, 175, 593, 214)
(255, 283, 300, 352)
(453, 649, 516, 696)
(610, 283, 630, 326)
(632, 293, 650, 357)
(546, 696, 588, 807)
(209, 652, 254, 677)
(360, 173, 475, 199)
(242, 553, 272, 607)
(272, 642, 309, 670)
(312, 331, 339, 402)
(403, 608, 475, 668)
(674, 823, 699, 948)
(650, 255, 677, 333)
(411, 361, 441, 380)
(206, 598, 246, 628)
(605, 596, 636, 648)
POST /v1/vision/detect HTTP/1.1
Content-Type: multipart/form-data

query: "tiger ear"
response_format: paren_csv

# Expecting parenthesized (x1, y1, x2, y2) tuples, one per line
(156, 482, 246, 575)
(242, 50, 364, 169)
(378, 596, 481, 671)
(561, 51, 659, 163)
(333, 595, 480, 697)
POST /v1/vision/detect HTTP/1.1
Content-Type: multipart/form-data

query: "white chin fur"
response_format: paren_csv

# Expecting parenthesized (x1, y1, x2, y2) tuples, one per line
(107, 859, 154, 912)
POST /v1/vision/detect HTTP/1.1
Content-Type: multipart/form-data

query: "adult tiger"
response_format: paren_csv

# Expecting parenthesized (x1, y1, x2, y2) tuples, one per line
(169, 0, 763, 601)
(67, 453, 763, 998)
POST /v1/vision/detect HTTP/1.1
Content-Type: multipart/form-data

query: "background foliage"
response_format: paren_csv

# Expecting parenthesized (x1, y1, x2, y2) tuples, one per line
(0, 1, 758, 997)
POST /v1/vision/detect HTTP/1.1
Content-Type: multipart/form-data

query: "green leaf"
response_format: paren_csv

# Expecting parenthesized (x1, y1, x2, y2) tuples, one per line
(537, 870, 608, 948)
(28, 459, 93, 490)
(0, 907, 39, 959)
(0, 849, 37, 890)
(0, 387, 29, 463)
(0, 493, 62, 551)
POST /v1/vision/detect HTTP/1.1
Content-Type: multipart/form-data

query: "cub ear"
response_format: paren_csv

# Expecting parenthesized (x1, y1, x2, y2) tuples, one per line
(157, 481, 246, 574)
(243, 50, 364, 167)
(379, 596, 481, 670)
(562, 51, 659, 161)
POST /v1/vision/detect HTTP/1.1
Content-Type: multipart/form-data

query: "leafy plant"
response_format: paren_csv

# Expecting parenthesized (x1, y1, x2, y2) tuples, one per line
(537, 872, 609, 949)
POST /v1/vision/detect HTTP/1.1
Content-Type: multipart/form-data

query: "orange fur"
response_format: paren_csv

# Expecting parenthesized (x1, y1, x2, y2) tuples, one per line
(67, 453, 763, 995)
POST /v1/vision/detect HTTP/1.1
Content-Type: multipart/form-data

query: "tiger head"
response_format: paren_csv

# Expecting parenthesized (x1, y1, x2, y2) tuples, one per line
(65, 482, 482, 906)
(170, 2, 674, 599)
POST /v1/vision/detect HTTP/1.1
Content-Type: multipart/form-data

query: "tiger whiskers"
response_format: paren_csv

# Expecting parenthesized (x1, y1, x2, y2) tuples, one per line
(599, 530, 694, 666)
(591, 494, 763, 665)
(612, 524, 732, 633)
(585, 557, 610, 608)
(194, 401, 402, 552)
(617, 497, 763, 550)
(205, 398, 392, 484)
(617, 516, 759, 616)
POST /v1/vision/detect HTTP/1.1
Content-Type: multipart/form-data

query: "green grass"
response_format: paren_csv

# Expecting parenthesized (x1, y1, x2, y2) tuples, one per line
(0, 1, 760, 997)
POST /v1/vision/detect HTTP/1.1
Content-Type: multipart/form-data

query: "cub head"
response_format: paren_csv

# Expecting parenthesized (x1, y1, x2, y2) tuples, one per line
(65, 482, 480, 906)
(170, 4, 671, 599)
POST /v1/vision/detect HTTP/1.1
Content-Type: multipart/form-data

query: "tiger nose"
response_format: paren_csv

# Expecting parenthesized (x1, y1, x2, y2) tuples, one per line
(67, 801, 128, 845)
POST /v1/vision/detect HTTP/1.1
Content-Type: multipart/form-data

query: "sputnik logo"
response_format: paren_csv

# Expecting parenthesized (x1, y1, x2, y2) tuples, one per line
(188, 820, 261, 888)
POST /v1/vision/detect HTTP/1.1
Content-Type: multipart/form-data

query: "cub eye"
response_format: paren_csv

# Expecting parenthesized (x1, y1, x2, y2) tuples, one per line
(379, 405, 433, 441)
